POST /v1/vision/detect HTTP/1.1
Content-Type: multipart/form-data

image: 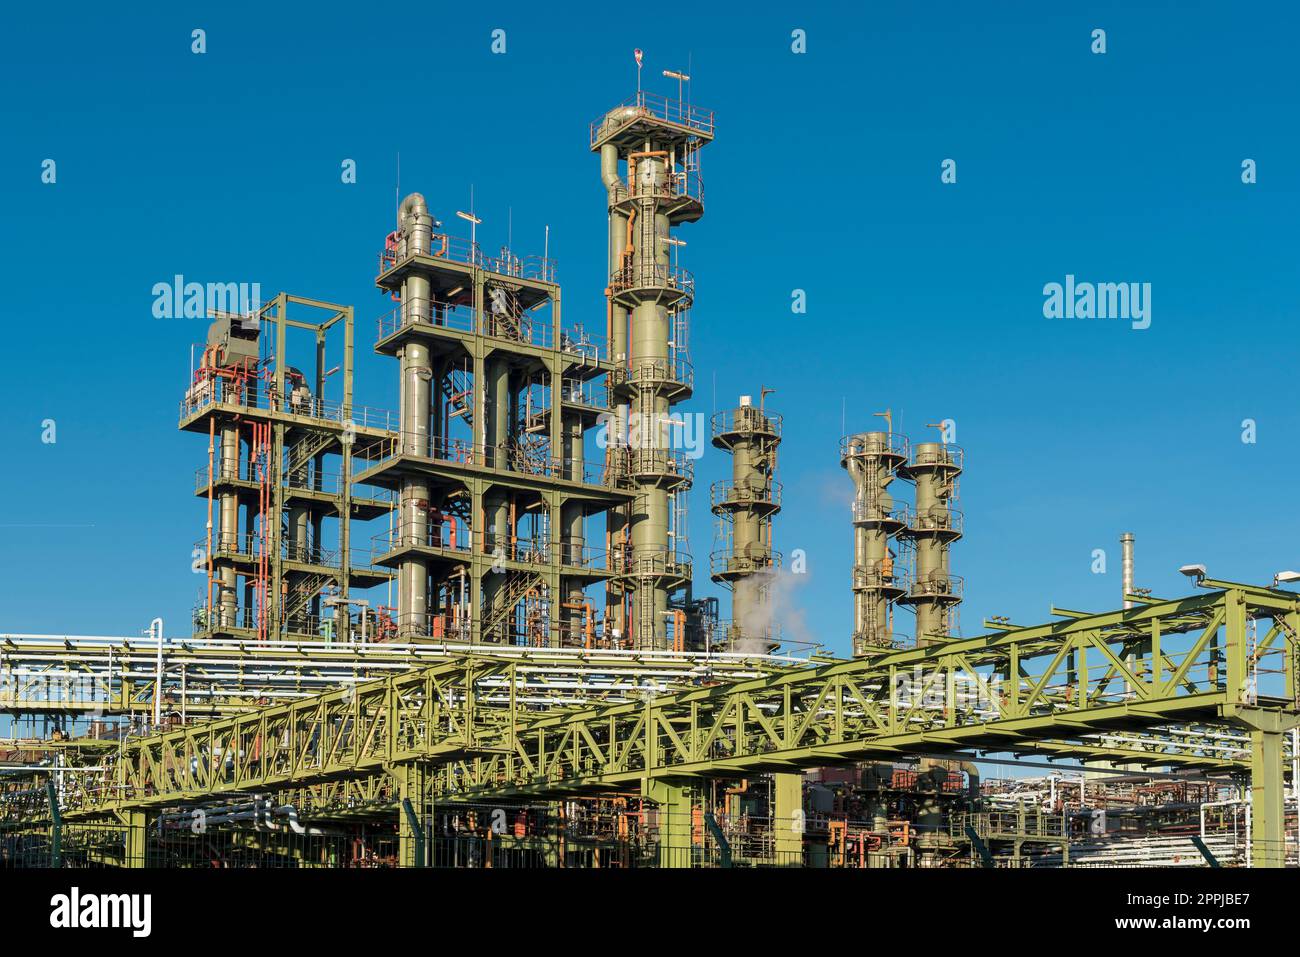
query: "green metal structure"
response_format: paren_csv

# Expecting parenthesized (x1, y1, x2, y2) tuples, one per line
(29, 582, 1300, 867)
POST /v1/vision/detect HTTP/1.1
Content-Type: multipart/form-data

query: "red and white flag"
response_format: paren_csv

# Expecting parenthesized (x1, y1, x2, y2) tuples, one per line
(634, 48, 643, 67)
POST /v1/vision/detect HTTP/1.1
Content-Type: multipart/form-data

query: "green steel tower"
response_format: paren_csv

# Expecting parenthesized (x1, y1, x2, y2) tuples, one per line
(711, 395, 783, 652)
(593, 91, 714, 649)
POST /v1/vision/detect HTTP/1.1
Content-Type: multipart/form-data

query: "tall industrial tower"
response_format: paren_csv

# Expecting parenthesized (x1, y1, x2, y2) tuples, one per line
(359, 193, 627, 645)
(711, 395, 783, 651)
(898, 440, 963, 644)
(593, 91, 714, 650)
(841, 430, 910, 655)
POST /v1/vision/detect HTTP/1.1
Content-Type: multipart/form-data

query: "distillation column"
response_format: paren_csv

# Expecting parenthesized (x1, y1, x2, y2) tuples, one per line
(560, 409, 588, 646)
(594, 94, 713, 649)
(396, 194, 435, 637)
(217, 422, 240, 628)
(711, 396, 782, 652)
(898, 442, 963, 646)
(481, 356, 512, 623)
(841, 431, 909, 656)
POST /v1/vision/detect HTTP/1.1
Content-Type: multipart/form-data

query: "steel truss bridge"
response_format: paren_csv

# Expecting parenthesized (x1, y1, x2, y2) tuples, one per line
(7, 583, 1299, 866)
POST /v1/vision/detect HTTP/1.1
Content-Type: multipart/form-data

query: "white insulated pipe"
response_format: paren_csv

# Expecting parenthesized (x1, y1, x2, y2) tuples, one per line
(1120, 532, 1135, 610)
(151, 617, 164, 728)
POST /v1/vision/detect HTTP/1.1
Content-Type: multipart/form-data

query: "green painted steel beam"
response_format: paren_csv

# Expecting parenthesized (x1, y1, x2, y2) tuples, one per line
(22, 585, 1298, 822)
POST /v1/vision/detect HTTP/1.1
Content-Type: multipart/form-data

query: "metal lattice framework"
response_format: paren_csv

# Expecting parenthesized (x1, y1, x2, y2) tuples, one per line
(33, 584, 1298, 833)
(430, 583, 1298, 800)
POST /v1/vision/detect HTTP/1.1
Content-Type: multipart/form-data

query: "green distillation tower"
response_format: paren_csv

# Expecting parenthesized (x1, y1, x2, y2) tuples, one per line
(710, 395, 783, 652)
(594, 94, 713, 649)
(898, 441, 963, 645)
(841, 430, 910, 656)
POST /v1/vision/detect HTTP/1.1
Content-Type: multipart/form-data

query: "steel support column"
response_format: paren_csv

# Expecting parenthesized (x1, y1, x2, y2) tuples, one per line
(122, 810, 149, 868)
(1249, 729, 1285, 867)
(643, 777, 692, 868)
(772, 772, 803, 866)
(393, 763, 429, 868)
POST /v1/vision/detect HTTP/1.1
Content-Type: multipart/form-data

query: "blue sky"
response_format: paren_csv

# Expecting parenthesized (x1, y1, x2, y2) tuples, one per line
(1, 1, 1298, 656)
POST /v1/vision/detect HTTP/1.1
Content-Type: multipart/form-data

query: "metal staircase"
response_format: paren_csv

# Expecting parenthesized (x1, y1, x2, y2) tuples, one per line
(284, 429, 335, 480)
(282, 571, 334, 630)
(487, 284, 528, 342)
(446, 367, 474, 431)
(481, 570, 544, 641)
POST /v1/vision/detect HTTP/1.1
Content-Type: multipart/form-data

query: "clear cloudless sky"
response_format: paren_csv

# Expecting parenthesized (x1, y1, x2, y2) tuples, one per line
(1, 1, 1298, 657)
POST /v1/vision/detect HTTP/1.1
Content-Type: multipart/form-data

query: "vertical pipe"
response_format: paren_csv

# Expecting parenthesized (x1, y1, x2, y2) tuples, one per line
(396, 194, 434, 638)
(602, 143, 629, 642)
(151, 617, 164, 729)
(1120, 532, 1135, 610)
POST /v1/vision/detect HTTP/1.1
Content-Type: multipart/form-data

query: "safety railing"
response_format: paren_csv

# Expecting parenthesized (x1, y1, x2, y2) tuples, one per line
(709, 549, 782, 578)
(484, 251, 558, 284)
(609, 261, 695, 301)
(611, 170, 706, 208)
(906, 574, 965, 601)
(193, 461, 254, 491)
(381, 611, 471, 644)
(375, 300, 611, 362)
(950, 811, 1066, 840)
(840, 431, 909, 462)
(590, 91, 716, 146)
(852, 558, 910, 590)
(908, 443, 963, 471)
(554, 541, 618, 571)
(200, 532, 380, 574)
(485, 310, 553, 350)
(379, 233, 558, 284)
(193, 604, 373, 642)
(559, 325, 609, 364)
(352, 432, 611, 487)
(559, 377, 609, 408)
(710, 479, 782, 510)
(711, 406, 782, 439)
(181, 374, 399, 433)
(708, 619, 786, 652)
(379, 232, 481, 273)
(201, 532, 260, 558)
(851, 499, 910, 526)
(612, 356, 695, 393)
(624, 546, 696, 582)
(376, 296, 477, 341)
(372, 519, 472, 559)
(193, 465, 392, 501)
(607, 446, 695, 486)
(478, 533, 551, 566)
(907, 507, 964, 536)
(282, 540, 342, 567)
